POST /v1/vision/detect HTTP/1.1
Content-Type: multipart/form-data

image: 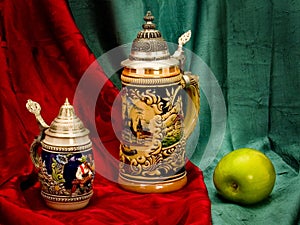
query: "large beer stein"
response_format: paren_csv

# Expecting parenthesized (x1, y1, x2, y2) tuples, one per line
(26, 99, 95, 210)
(118, 12, 200, 193)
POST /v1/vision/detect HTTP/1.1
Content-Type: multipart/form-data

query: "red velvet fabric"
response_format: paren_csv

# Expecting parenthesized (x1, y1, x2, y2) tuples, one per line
(0, 0, 211, 224)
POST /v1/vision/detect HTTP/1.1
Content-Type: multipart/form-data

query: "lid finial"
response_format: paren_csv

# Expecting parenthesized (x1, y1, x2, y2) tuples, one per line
(142, 11, 155, 29)
(64, 98, 70, 105)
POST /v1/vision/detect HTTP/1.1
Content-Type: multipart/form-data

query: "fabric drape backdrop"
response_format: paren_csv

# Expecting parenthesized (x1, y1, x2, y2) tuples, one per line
(0, 0, 211, 225)
(0, 0, 299, 225)
(68, 0, 300, 224)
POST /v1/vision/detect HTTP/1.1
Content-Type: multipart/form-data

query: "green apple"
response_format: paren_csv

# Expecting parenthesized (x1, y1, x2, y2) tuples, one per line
(213, 148, 276, 205)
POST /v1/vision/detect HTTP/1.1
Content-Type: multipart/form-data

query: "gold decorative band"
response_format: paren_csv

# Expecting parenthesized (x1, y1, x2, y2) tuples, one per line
(121, 74, 182, 86)
(122, 66, 180, 77)
(41, 191, 93, 203)
(41, 142, 92, 153)
(119, 170, 186, 183)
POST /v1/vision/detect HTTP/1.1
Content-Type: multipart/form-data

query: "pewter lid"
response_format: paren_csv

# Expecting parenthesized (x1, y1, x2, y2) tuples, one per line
(122, 11, 179, 69)
(43, 98, 90, 147)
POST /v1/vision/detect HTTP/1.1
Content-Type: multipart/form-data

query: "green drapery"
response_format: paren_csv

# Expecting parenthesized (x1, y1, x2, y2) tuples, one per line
(68, 0, 300, 224)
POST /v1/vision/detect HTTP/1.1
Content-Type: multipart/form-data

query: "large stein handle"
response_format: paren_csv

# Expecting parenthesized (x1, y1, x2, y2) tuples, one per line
(181, 74, 200, 138)
(26, 99, 49, 169)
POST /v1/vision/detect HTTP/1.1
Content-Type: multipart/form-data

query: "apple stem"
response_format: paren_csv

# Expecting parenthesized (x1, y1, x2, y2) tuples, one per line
(231, 183, 238, 190)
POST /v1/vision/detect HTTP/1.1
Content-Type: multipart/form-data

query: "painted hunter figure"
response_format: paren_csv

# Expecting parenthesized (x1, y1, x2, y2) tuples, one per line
(72, 155, 94, 194)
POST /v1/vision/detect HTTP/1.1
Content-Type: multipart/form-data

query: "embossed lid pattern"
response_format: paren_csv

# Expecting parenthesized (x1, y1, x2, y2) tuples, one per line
(130, 11, 169, 61)
(122, 11, 179, 69)
(44, 98, 89, 139)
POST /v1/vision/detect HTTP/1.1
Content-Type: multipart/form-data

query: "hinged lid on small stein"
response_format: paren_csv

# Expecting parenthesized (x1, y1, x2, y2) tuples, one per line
(26, 98, 95, 211)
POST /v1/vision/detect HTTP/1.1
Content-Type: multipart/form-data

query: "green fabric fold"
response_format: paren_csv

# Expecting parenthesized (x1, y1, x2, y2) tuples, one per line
(68, 0, 300, 224)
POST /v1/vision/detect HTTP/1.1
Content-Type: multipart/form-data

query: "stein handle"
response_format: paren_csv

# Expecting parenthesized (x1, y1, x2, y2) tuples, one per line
(30, 137, 42, 169)
(26, 99, 49, 169)
(181, 74, 200, 138)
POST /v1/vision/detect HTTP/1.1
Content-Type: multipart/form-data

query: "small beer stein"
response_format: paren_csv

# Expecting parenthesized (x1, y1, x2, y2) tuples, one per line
(26, 98, 95, 210)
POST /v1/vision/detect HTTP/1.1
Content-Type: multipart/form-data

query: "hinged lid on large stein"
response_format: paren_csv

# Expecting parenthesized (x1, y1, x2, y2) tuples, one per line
(26, 99, 95, 210)
(119, 11, 200, 193)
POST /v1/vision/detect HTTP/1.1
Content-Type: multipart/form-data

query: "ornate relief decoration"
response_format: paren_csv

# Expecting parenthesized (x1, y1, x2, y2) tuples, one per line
(119, 84, 186, 180)
(38, 150, 95, 201)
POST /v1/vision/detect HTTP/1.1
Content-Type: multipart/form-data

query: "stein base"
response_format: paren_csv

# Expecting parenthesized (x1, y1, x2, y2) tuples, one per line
(44, 198, 90, 211)
(41, 191, 93, 211)
(118, 174, 187, 193)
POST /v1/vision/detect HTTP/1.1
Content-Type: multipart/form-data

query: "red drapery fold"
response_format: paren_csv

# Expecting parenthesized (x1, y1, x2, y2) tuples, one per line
(0, 0, 211, 224)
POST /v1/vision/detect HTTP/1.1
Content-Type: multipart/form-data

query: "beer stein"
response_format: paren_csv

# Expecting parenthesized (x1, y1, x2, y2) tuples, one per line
(26, 99, 94, 210)
(118, 11, 200, 193)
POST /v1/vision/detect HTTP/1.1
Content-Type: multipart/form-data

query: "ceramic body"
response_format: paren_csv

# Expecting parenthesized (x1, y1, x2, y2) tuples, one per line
(118, 12, 200, 193)
(26, 99, 94, 210)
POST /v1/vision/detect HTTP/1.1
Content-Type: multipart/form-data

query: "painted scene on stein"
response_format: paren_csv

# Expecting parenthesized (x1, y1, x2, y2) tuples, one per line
(38, 151, 95, 197)
(119, 85, 186, 179)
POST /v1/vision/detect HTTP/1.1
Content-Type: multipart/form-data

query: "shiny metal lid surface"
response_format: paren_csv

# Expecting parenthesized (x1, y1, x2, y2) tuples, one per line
(43, 98, 90, 147)
(122, 11, 179, 69)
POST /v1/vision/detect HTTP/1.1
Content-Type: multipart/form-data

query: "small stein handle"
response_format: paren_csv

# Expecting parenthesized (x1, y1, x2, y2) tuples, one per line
(181, 73, 200, 139)
(26, 99, 49, 169)
(30, 137, 42, 169)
